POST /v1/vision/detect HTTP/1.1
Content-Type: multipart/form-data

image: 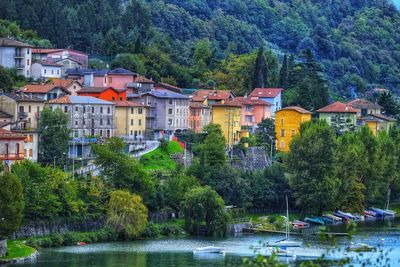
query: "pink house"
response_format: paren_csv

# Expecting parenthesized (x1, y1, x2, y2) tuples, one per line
(93, 68, 134, 89)
(233, 97, 272, 129)
(32, 48, 88, 67)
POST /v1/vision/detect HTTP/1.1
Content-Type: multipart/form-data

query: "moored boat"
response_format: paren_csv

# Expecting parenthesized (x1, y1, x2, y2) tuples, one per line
(334, 210, 356, 220)
(193, 246, 225, 254)
(291, 220, 310, 229)
(304, 217, 324, 225)
(324, 214, 342, 223)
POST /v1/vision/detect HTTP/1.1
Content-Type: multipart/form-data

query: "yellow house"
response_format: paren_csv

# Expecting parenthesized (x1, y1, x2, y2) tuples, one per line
(361, 114, 397, 136)
(275, 106, 312, 152)
(211, 101, 242, 147)
(114, 100, 147, 139)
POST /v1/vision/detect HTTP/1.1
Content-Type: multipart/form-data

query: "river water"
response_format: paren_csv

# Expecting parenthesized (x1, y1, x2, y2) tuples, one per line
(8, 218, 400, 267)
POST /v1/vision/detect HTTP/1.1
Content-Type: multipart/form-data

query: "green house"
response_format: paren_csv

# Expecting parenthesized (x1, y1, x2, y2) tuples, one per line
(317, 101, 357, 134)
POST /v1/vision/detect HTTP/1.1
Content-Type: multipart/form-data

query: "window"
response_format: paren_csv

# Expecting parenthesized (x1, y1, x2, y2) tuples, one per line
(130, 130, 133, 135)
(245, 115, 253, 123)
(83, 119, 85, 126)
(100, 130, 103, 136)
(168, 108, 173, 115)
(27, 70, 29, 76)
(246, 105, 253, 112)
(280, 141, 285, 149)
(108, 77, 112, 83)
(83, 106, 85, 113)
(51, 69, 54, 75)
(107, 130, 110, 138)
(112, 97, 115, 101)
(57, 70, 59, 75)
(27, 59, 30, 65)
(28, 105, 31, 113)
(75, 106, 78, 112)
(138, 108, 142, 114)
(74, 131, 78, 138)
(92, 107, 95, 113)
(5, 143, 8, 155)
(104, 77, 107, 83)
(91, 119, 95, 127)
(119, 97, 122, 100)
(280, 129, 285, 137)
(16, 143, 20, 155)
(131, 108, 134, 114)
(130, 119, 134, 126)
(27, 48, 30, 54)
(168, 99, 173, 105)
(100, 107, 103, 113)
(75, 120, 78, 125)
(107, 118, 110, 125)
(291, 129, 295, 137)
(168, 119, 172, 126)
(37, 106, 40, 113)
(138, 119, 142, 126)
(44, 69, 46, 74)
(73, 85, 76, 89)
(29, 149, 33, 157)
(107, 107, 110, 114)
(64, 106, 68, 113)
(100, 119, 103, 125)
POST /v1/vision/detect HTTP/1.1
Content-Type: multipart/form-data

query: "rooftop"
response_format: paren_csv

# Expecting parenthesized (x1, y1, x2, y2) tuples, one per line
(114, 100, 146, 107)
(19, 84, 67, 94)
(48, 96, 115, 105)
(348, 99, 382, 110)
(363, 113, 397, 122)
(278, 106, 312, 114)
(133, 75, 155, 84)
(210, 100, 242, 108)
(233, 96, 272, 106)
(0, 37, 32, 48)
(142, 89, 189, 99)
(154, 82, 182, 93)
(190, 102, 211, 109)
(0, 128, 26, 139)
(317, 101, 357, 113)
(108, 68, 135, 75)
(49, 78, 80, 88)
(192, 90, 234, 102)
(4, 92, 45, 102)
(34, 60, 63, 67)
(31, 48, 88, 56)
(250, 88, 284, 98)
(77, 87, 125, 94)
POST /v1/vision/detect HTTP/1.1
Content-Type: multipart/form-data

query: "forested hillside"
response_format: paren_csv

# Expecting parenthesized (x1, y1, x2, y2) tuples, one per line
(0, 0, 399, 97)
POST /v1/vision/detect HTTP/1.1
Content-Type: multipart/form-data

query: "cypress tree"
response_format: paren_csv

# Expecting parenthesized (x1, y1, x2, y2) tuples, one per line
(253, 46, 266, 88)
(279, 54, 288, 88)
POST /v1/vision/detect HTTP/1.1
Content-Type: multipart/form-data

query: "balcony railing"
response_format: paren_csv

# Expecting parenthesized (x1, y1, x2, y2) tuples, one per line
(14, 52, 24, 58)
(16, 64, 25, 69)
(18, 111, 28, 119)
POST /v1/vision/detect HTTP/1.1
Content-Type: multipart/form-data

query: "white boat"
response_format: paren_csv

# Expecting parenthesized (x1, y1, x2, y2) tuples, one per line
(346, 243, 376, 252)
(269, 247, 297, 258)
(266, 196, 302, 248)
(193, 246, 225, 254)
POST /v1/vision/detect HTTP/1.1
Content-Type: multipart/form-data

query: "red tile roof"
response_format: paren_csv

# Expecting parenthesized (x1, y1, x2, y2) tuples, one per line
(114, 100, 145, 107)
(77, 87, 125, 93)
(250, 88, 284, 98)
(50, 78, 79, 88)
(133, 75, 155, 84)
(48, 96, 71, 104)
(0, 129, 26, 139)
(317, 101, 357, 113)
(20, 84, 65, 94)
(32, 48, 87, 56)
(233, 97, 272, 106)
(210, 100, 242, 107)
(348, 99, 382, 110)
(190, 102, 210, 109)
(154, 82, 182, 93)
(278, 106, 312, 114)
(192, 90, 234, 102)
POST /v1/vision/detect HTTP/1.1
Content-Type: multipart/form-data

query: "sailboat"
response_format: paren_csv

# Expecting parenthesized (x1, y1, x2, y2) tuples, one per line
(266, 196, 302, 248)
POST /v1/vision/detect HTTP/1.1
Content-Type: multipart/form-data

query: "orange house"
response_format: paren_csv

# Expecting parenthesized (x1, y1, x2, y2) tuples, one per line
(77, 87, 126, 101)
(0, 129, 26, 170)
(189, 102, 211, 133)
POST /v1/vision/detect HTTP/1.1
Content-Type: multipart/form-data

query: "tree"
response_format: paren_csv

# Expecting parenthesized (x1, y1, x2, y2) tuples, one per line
(182, 186, 228, 236)
(286, 120, 339, 215)
(0, 66, 13, 91)
(279, 54, 289, 88)
(378, 92, 399, 117)
(110, 53, 146, 74)
(0, 171, 24, 255)
(253, 46, 266, 88)
(38, 107, 70, 166)
(107, 190, 148, 239)
(163, 172, 199, 211)
(198, 124, 226, 167)
(92, 137, 156, 208)
(255, 118, 276, 157)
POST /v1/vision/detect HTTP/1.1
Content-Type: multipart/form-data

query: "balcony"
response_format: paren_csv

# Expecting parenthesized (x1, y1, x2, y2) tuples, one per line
(18, 111, 28, 120)
(14, 52, 24, 58)
(15, 64, 25, 70)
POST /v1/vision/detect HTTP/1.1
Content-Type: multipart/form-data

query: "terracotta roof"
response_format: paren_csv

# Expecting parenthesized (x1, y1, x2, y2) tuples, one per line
(32, 48, 87, 56)
(0, 129, 26, 139)
(211, 100, 242, 107)
(133, 75, 155, 84)
(317, 101, 357, 113)
(114, 100, 145, 107)
(77, 87, 125, 94)
(233, 97, 272, 106)
(190, 102, 210, 109)
(0, 38, 32, 48)
(192, 90, 234, 102)
(50, 78, 80, 88)
(20, 84, 67, 94)
(48, 96, 114, 105)
(250, 88, 284, 98)
(154, 82, 182, 93)
(348, 99, 382, 110)
(278, 106, 312, 114)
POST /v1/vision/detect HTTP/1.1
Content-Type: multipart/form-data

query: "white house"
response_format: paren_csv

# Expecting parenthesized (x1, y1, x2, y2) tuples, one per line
(0, 38, 32, 78)
(250, 88, 284, 116)
(31, 61, 62, 80)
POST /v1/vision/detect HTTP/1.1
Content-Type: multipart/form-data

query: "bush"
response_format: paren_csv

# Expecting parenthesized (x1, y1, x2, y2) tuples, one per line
(140, 222, 160, 238)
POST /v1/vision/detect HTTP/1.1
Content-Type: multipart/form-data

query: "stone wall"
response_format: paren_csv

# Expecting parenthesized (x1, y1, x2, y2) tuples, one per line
(11, 218, 106, 239)
(230, 146, 271, 171)
(0, 239, 6, 257)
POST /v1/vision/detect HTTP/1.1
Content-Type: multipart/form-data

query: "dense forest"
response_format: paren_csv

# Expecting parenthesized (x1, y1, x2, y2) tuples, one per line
(0, 0, 399, 97)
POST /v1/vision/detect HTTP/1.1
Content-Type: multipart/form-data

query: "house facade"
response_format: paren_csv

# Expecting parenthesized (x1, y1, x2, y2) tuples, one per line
(77, 87, 126, 101)
(49, 78, 83, 96)
(114, 100, 147, 139)
(48, 96, 115, 159)
(31, 61, 62, 80)
(0, 129, 26, 170)
(140, 90, 189, 140)
(189, 102, 211, 133)
(275, 106, 312, 152)
(317, 101, 357, 134)
(250, 88, 283, 116)
(232, 97, 272, 130)
(211, 101, 242, 147)
(0, 38, 32, 77)
(191, 90, 235, 105)
(361, 114, 396, 136)
(32, 48, 88, 67)
(348, 99, 382, 118)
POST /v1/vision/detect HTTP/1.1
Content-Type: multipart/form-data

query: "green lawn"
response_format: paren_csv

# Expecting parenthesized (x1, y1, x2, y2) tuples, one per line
(0, 240, 36, 260)
(140, 141, 183, 171)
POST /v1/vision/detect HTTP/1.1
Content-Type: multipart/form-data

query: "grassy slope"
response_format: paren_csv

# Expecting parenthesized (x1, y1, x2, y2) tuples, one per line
(0, 240, 36, 260)
(140, 141, 183, 171)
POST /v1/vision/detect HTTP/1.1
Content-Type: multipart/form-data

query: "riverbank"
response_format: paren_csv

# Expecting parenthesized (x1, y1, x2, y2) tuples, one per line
(0, 240, 38, 264)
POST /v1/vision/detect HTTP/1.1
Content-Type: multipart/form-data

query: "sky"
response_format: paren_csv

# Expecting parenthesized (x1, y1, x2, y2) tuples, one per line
(393, 0, 400, 9)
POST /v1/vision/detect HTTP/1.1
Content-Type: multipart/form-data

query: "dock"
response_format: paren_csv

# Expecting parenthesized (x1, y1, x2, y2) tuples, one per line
(243, 227, 349, 236)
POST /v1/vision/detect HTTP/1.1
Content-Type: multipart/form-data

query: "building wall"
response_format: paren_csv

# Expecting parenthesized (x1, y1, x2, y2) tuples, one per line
(211, 106, 242, 146)
(31, 63, 62, 79)
(78, 88, 126, 101)
(16, 101, 44, 129)
(57, 59, 82, 76)
(0, 47, 31, 77)
(115, 106, 146, 138)
(105, 74, 133, 90)
(260, 94, 281, 116)
(67, 82, 83, 96)
(355, 107, 382, 118)
(241, 105, 271, 128)
(189, 107, 211, 133)
(319, 112, 357, 129)
(275, 110, 311, 152)
(93, 75, 107, 87)
(23, 132, 39, 162)
(0, 138, 25, 166)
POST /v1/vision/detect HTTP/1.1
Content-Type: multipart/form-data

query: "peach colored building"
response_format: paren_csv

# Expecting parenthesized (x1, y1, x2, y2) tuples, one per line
(191, 90, 235, 105)
(232, 97, 272, 130)
(189, 102, 211, 133)
(94, 68, 135, 89)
